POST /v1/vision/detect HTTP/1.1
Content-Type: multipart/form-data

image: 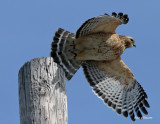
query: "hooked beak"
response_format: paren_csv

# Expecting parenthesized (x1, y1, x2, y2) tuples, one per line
(133, 44, 136, 47)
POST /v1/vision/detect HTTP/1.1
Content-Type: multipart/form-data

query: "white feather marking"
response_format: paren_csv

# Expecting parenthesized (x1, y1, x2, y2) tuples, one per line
(56, 30, 73, 75)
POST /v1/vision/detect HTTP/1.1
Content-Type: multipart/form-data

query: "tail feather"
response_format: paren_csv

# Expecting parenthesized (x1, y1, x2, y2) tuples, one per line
(50, 28, 81, 80)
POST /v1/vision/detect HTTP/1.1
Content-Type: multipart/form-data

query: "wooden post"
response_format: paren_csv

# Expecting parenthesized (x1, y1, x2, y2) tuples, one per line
(18, 57, 68, 124)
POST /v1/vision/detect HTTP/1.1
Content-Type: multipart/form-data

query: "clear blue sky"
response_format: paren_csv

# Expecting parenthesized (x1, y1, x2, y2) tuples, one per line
(0, 0, 159, 124)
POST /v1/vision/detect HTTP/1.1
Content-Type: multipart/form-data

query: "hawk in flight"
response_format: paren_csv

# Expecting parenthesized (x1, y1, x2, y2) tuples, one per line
(50, 12, 150, 121)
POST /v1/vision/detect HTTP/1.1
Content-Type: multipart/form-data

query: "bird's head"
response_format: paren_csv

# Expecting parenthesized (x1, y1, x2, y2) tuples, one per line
(119, 36, 136, 49)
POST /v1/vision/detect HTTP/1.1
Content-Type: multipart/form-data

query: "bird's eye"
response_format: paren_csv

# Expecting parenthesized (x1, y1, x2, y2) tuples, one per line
(130, 39, 135, 43)
(130, 39, 134, 42)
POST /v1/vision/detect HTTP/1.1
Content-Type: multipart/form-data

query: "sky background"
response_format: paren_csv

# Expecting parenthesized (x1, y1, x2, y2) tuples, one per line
(0, 0, 160, 124)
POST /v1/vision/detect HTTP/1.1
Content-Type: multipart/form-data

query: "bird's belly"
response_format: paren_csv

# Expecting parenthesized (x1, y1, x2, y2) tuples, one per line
(88, 48, 122, 61)
(75, 43, 124, 61)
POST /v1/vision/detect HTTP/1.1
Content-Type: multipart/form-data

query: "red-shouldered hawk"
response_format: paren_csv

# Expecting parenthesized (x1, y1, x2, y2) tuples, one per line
(50, 12, 150, 121)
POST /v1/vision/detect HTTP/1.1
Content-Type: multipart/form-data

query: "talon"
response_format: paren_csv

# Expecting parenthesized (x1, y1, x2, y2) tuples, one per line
(69, 51, 77, 59)
(73, 53, 77, 59)
(112, 12, 117, 17)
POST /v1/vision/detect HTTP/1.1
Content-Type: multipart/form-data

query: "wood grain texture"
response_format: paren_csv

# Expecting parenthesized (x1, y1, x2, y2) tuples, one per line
(18, 57, 68, 124)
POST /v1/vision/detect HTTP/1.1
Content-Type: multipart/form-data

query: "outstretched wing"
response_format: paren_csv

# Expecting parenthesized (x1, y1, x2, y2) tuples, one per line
(76, 12, 129, 38)
(82, 58, 150, 121)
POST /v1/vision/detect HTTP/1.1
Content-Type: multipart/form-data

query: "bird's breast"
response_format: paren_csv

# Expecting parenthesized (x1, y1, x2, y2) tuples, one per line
(74, 33, 125, 61)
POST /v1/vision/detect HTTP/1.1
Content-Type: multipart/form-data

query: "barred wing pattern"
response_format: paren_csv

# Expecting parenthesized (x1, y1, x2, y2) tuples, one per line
(82, 61, 150, 121)
(76, 12, 129, 38)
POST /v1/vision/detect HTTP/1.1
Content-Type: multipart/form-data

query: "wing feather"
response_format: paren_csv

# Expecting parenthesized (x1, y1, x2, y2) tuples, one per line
(76, 12, 129, 38)
(82, 60, 150, 121)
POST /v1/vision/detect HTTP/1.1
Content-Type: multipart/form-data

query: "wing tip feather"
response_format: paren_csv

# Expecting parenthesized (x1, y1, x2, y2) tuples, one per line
(76, 12, 129, 38)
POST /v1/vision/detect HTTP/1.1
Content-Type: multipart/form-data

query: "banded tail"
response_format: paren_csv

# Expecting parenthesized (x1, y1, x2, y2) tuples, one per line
(50, 28, 82, 80)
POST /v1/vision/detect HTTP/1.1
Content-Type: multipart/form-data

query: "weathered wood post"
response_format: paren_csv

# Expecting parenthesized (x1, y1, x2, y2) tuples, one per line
(18, 57, 68, 124)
